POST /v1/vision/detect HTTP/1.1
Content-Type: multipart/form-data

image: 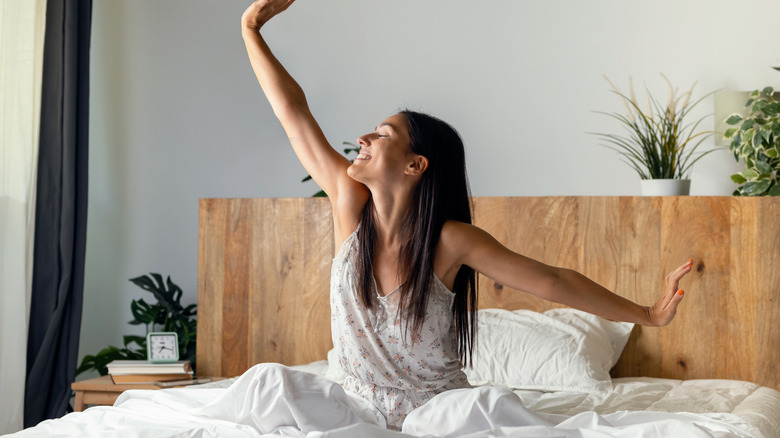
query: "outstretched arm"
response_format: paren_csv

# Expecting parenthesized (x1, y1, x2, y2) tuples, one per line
(241, 1, 368, 241)
(442, 221, 692, 326)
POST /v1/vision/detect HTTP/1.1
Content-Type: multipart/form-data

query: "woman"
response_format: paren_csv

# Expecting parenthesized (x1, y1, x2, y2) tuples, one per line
(238, 0, 692, 432)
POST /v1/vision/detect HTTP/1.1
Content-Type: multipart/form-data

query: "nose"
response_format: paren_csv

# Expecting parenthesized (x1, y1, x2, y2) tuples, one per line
(356, 134, 370, 146)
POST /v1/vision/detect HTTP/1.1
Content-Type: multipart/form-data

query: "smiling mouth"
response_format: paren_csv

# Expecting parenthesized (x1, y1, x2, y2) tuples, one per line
(355, 151, 372, 160)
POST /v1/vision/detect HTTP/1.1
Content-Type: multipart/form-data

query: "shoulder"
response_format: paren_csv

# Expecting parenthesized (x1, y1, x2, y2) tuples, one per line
(438, 220, 511, 269)
(440, 219, 468, 245)
(440, 220, 494, 248)
(436, 220, 498, 282)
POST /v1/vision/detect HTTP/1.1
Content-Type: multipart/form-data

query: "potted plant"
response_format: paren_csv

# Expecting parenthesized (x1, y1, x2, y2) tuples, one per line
(76, 274, 197, 376)
(592, 74, 716, 195)
(722, 87, 780, 196)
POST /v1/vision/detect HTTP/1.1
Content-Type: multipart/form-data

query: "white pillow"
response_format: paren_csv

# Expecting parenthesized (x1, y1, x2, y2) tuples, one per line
(463, 308, 633, 395)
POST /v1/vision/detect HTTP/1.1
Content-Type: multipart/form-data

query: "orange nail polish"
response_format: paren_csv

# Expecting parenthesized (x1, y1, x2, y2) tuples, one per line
(677, 289, 684, 296)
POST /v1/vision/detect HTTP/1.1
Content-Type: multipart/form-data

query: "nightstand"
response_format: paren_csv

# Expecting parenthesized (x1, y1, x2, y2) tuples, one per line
(71, 375, 223, 411)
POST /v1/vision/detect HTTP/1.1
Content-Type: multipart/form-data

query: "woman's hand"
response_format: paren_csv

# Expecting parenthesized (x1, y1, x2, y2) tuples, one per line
(647, 259, 694, 326)
(241, 0, 297, 31)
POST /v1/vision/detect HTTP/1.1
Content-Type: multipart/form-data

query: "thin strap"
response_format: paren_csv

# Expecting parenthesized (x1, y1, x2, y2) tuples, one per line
(373, 275, 402, 299)
(378, 284, 402, 300)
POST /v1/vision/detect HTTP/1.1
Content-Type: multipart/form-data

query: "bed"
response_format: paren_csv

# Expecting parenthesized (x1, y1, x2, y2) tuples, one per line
(13, 196, 780, 437)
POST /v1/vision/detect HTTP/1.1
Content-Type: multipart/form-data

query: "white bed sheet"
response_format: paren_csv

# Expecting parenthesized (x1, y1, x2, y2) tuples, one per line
(513, 377, 780, 438)
(9, 361, 780, 438)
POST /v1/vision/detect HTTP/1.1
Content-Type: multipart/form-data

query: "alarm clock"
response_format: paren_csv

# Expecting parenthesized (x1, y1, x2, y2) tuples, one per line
(146, 332, 179, 363)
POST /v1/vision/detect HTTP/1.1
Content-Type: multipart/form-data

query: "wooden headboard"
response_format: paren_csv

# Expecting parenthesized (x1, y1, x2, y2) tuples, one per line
(197, 196, 780, 390)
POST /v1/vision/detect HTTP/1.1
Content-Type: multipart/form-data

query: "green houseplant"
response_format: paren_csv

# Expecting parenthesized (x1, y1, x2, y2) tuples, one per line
(76, 274, 197, 376)
(592, 74, 715, 195)
(723, 87, 780, 196)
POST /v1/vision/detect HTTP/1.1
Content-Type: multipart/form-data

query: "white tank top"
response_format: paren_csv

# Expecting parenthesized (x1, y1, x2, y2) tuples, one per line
(330, 226, 470, 430)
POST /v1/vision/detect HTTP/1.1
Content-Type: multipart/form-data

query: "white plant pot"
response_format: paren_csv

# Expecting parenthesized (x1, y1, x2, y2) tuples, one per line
(640, 179, 691, 196)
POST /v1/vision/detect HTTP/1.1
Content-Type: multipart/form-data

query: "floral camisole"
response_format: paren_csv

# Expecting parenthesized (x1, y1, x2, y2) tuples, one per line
(330, 226, 471, 430)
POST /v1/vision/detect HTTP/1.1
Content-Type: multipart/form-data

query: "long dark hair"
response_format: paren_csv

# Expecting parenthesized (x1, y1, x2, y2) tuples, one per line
(355, 110, 477, 366)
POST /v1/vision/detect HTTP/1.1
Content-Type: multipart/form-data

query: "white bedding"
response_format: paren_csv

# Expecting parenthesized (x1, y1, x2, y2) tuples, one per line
(10, 309, 780, 437)
(11, 360, 780, 438)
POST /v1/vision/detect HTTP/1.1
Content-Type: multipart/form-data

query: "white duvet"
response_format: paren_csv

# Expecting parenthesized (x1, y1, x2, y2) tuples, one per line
(11, 361, 780, 438)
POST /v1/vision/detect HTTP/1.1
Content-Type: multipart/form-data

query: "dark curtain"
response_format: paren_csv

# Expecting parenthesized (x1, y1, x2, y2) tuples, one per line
(25, 0, 92, 427)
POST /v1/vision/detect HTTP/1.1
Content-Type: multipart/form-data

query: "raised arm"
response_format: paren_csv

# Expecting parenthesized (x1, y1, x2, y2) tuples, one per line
(241, 1, 368, 240)
(440, 221, 692, 326)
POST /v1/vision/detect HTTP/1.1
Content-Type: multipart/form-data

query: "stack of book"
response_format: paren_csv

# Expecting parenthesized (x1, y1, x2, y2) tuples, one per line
(107, 360, 193, 384)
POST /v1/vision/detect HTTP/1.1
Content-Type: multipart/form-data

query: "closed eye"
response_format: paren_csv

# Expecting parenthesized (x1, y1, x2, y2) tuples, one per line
(375, 122, 396, 138)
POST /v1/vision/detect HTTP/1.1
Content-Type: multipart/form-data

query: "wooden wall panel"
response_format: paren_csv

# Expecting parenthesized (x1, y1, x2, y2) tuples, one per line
(196, 199, 225, 378)
(299, 199, 334, 364)
(728, 198, 758, 383)
(658, 198, 730, 380)
(754, 199, 780, 387)
(197, 196, 780, 390)
(249, 198, 304, 369)
(197, 198, 334, 377)
(611, 197, 663, 378)
(220, 199, 252, 377)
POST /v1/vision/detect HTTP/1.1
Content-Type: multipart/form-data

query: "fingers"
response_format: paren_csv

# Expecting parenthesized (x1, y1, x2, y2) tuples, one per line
(669, 287, 685, 312)
(269, 0, 297, 15)
(242, 0, 297, 30)
(666, 258, 694, 287)
(665, 288, 684, 324)
(675, 258, 694, 276)
(660, 285, 684, 309)
(667, 287, 684, 307)
(280, 0, 297, 12)
(654, 259, 693, 325)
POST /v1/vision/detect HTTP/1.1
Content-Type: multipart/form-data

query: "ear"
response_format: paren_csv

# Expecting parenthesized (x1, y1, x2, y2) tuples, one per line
(405, 155, 429, 176)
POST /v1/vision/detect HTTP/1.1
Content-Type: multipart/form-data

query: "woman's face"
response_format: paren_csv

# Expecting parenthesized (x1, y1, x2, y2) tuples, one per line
(347, 113, 420, 187)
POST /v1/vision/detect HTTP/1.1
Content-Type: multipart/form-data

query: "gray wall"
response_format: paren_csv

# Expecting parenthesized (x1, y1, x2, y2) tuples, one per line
(80, 0, 780, 372)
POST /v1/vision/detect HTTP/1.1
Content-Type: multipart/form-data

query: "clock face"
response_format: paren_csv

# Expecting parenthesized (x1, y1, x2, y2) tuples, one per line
(148, 333, 178, 361)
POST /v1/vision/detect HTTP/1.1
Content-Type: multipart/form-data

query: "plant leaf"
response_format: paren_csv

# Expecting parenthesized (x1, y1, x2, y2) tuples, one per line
(752, 180, 771, 195)
(741, 181, 759, 195)
(130, 299, 159, 325)
(760, 130, 772, 144)
(755, 160, 772, 175)
(725, 114, 743, 125)
(752, 131, 763, 148)
(742, 169, 758, 180)
(167, 277, 184, 310)
(123, 335, 146, 349)
(764, 102, 780, 117)
(183, 303, 197, 316)
(730, 173, 747, 184)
